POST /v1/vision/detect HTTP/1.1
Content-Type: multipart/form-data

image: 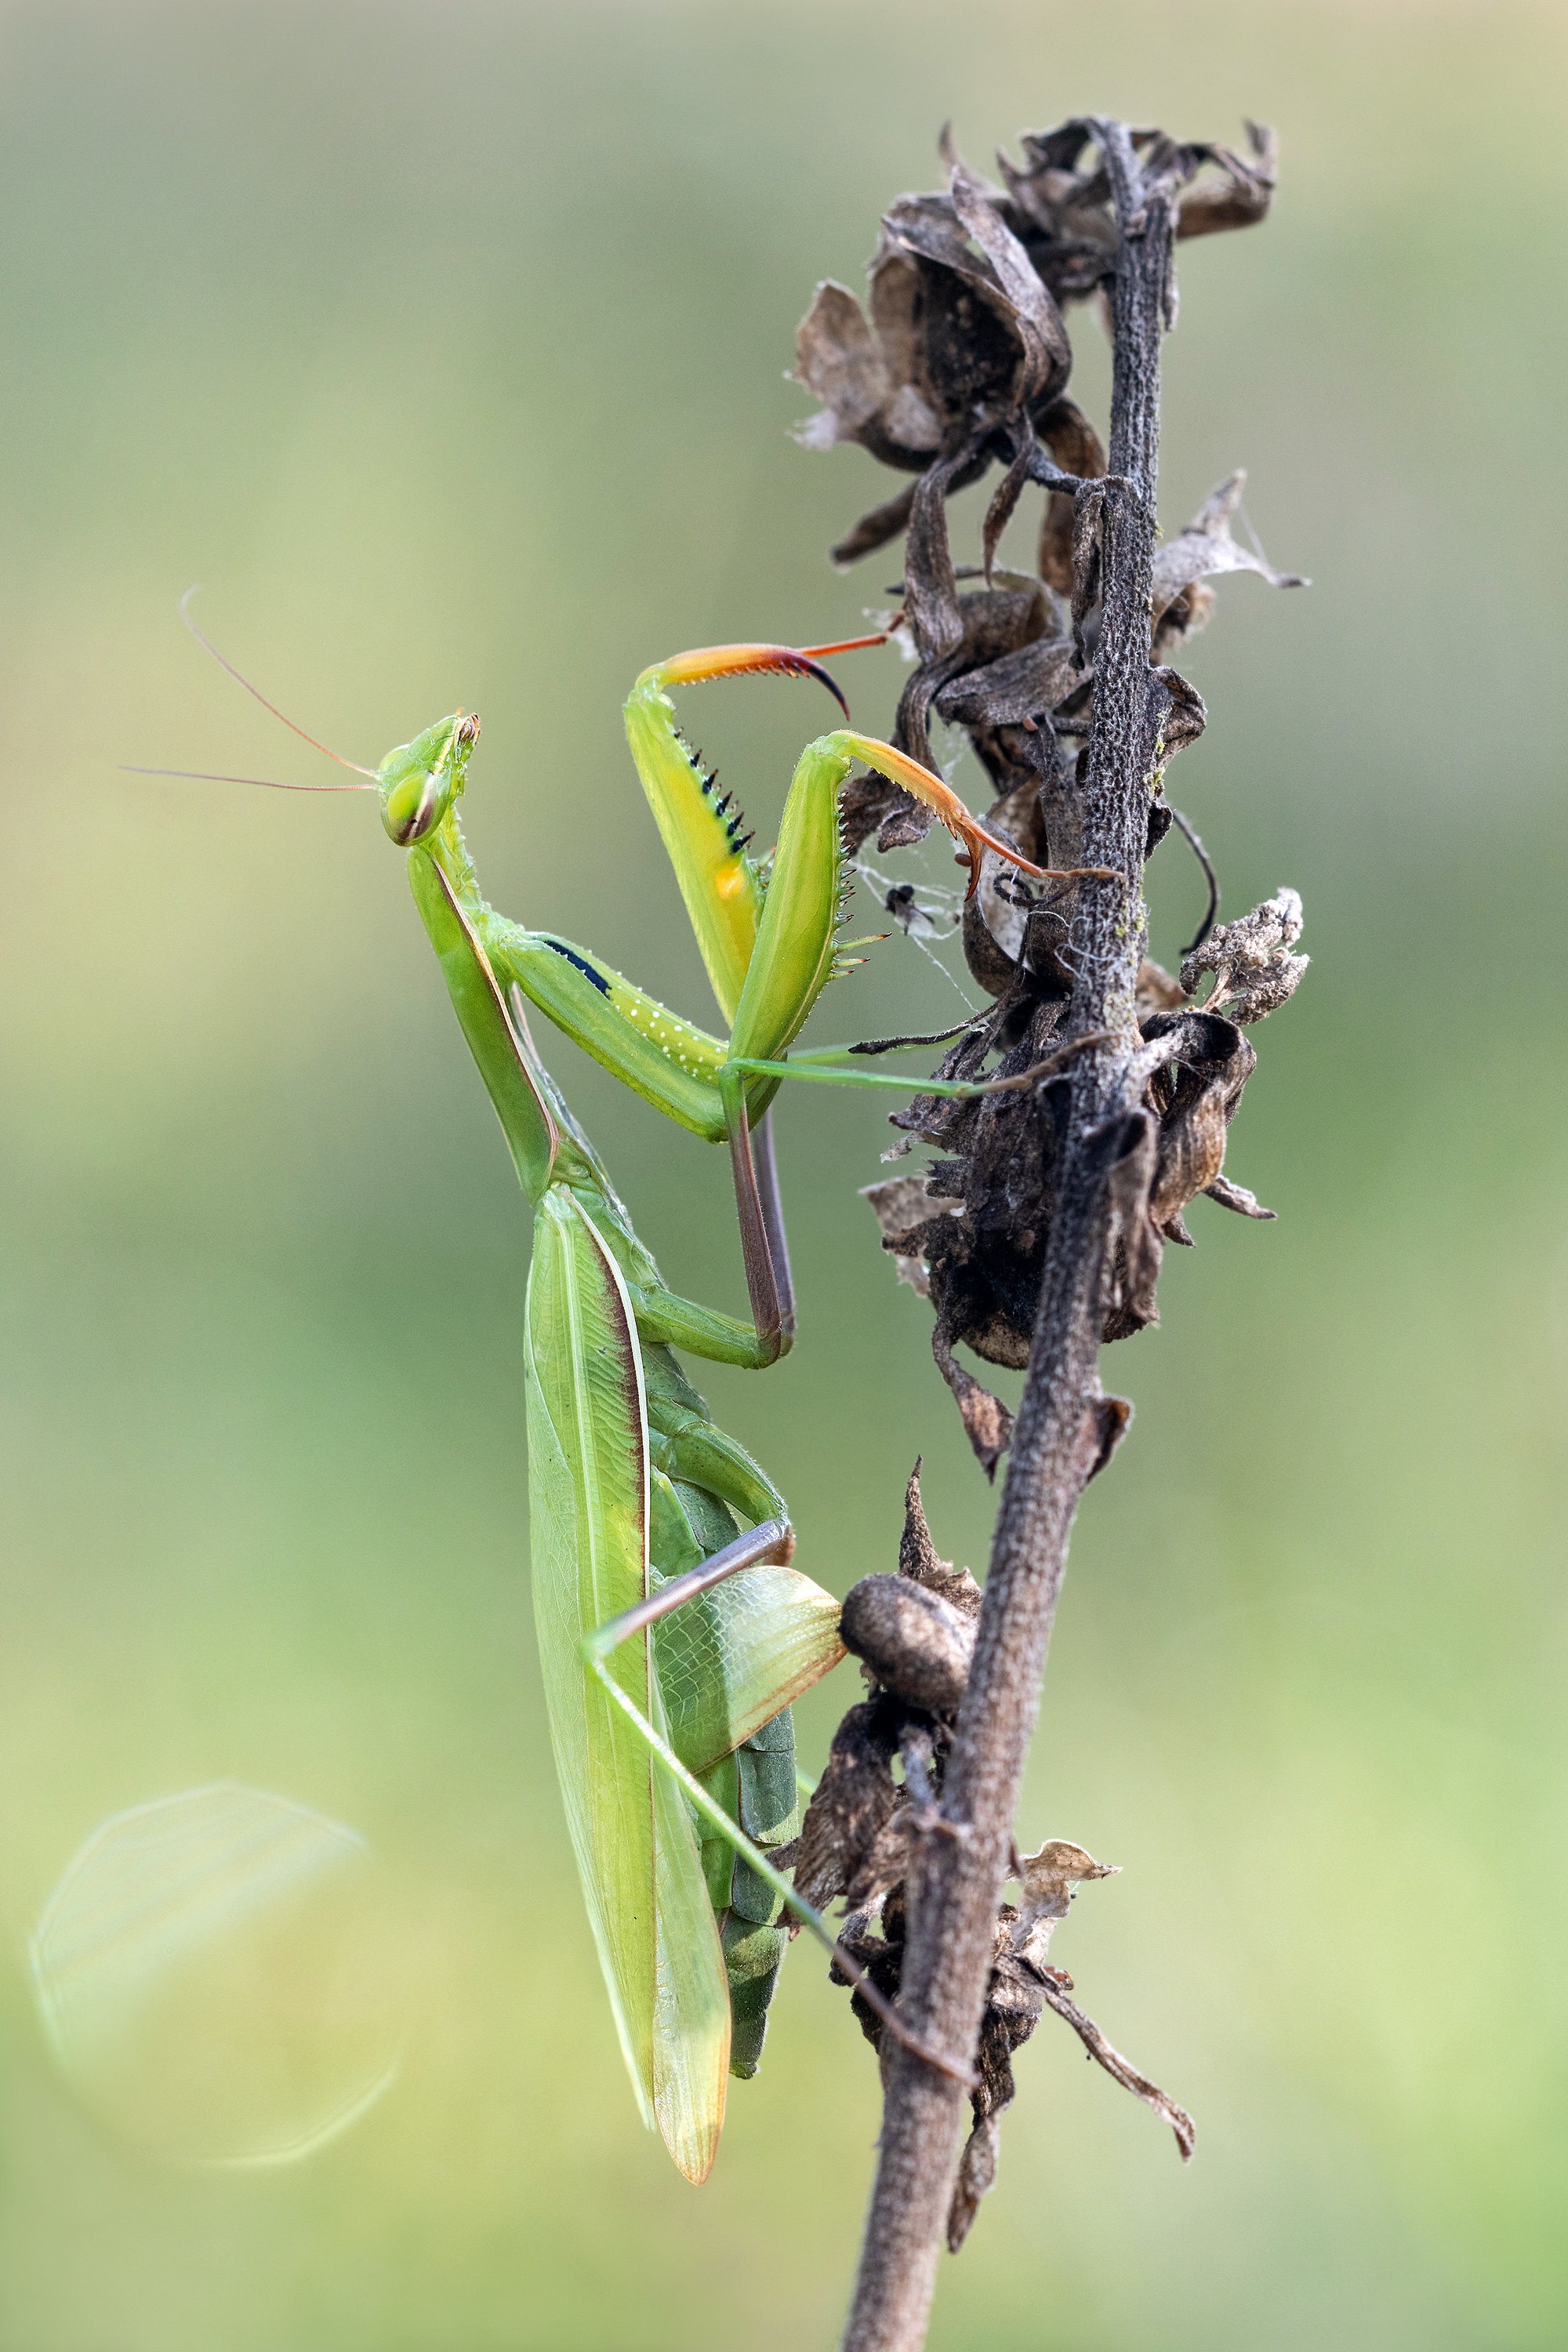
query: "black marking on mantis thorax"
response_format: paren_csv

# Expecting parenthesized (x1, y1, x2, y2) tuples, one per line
(543, 938, 612, 995)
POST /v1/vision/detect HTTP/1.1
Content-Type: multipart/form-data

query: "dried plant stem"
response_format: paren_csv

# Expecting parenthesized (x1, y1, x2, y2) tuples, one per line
(840, 133, 1174, 2352)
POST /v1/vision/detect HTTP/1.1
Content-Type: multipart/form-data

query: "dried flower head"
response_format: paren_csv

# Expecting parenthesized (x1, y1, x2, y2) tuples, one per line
(797, 1470, 1193, 2251)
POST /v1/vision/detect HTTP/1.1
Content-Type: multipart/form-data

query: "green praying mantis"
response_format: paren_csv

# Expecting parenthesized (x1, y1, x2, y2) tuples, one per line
(140, 611, 1110, 2179)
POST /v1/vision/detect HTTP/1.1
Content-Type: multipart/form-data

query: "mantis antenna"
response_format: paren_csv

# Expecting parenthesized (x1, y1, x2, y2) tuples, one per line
(178, 586, 379, 779)
(121, 766, 376, 792)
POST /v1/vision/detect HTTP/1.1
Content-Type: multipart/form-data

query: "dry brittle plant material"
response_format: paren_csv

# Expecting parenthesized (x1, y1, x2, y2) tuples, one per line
(782, 1467, 1192, 2251)
(792, 117, 1308, 1471)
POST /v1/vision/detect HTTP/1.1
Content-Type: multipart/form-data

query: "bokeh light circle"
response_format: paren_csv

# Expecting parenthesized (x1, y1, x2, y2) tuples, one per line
(31, 1783, 404, 2167)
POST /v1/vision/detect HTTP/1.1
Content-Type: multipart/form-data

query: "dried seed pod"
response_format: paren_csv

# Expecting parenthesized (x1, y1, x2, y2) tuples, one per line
(840, 1574, 977, 1712)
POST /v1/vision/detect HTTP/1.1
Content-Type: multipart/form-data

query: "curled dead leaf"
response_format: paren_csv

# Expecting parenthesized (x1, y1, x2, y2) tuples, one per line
(1152, 471, 1307, 653)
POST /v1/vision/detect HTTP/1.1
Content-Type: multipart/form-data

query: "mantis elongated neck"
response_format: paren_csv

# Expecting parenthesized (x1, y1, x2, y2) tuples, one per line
(426, 804, 485, 917)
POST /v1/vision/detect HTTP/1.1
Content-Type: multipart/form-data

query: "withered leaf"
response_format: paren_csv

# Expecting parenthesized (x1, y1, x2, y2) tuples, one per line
(1036, 394, 1105, 592)
(790, 1700, 902, 1915)
(860, 1175, 964, 1298)
(946, 151, 1073, 411)
(812, 118, 1305, 1465)
(1036, 1977, 1197, 2164)
(1152, 664, 1207, 763)
(792, 279, 897, 450)
(949, 1835, 1192, 2250)
(898, 1459, 985, 1620)
(1205, 1172, 1276, 1221)
(934, 632, 1083, 729)
(830, 481, 917, 570)
(794, 151, 1069, 477)
(1135, 957, 1188, 1018)
(935, 1315, 1016, 1477)
(1012, 1838, 1120, 1953)
(1151, 470, 1307, 652)
(1175, 119, 1277, 240)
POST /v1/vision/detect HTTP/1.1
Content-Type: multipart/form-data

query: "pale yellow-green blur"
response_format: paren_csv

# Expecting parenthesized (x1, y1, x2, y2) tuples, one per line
(0, 3, 1563, 2346)
(31, 1784, 404, 2169)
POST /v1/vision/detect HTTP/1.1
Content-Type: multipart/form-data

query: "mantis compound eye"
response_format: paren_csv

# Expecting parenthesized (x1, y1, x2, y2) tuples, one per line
(380, 767, 443, 845)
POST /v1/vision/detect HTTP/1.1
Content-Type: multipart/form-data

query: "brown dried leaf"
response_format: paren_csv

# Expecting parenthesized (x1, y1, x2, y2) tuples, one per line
(791, 1702, 901, 1913)
(949, 1834, 1192, 2251)
(1152, 663, 1207, 762)
(792, 280, 893, 448)
(845, 1806, 917, 1917)
(1135, 957, 1188, 1018)
(1012, 1840, 1120, 1956)
(1036, 393, 1105, 591)
(1151, 471, 1307, 648)
(933, 632, 1083, 729)
(829, 481, 918, 570)
(934, 1316, 1015, 1475)
(947, 153, 1073, 408)
(1101, 1109, 1163, 1337)
(903, 449, 969, 662)
(1176, 120, 1277, 240)
(1205, 1172, 1276, 1221)
(1149, 1076, 1231, 1233)
(1037, 1978, 1197, 2163)
(1087, 1389, 1133, 1483)
(1138, 1010, 1261, 1252)
(947, 2115, 1003, 2252)
(859, 1176, 964, 1298)
(898, 1461, 985, 1621)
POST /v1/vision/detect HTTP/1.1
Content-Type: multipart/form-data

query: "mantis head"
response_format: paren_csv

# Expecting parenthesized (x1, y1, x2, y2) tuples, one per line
(377, 713, 482, 845)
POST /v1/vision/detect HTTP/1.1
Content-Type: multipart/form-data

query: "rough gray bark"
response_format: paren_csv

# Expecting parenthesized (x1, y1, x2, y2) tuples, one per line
(840, 128, 1178, 2352)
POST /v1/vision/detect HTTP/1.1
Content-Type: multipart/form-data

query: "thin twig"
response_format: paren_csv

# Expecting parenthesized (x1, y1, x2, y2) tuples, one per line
(1169, 804, 1221, 952)
(1037, 1978, 1196, 2161)
(840, 130, 1177, 2352)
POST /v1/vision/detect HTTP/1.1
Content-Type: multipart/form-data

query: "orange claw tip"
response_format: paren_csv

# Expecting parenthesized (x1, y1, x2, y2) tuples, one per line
(646, 642, 851, 720)
(837, 732, 1047, 892)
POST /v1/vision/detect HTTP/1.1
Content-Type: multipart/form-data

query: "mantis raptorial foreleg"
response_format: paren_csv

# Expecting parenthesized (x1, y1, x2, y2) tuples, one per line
(144, 606, 1116, 1362)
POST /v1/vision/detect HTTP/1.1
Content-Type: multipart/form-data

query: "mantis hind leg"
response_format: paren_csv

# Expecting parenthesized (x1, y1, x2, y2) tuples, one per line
(583, 1527, 975, 2091)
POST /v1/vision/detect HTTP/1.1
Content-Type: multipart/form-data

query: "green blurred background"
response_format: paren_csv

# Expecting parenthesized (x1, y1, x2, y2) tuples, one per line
(1, 1, 1563, 2343)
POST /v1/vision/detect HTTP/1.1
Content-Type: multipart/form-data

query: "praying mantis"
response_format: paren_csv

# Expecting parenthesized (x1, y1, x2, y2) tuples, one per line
(141, 612, 1106, 2178)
